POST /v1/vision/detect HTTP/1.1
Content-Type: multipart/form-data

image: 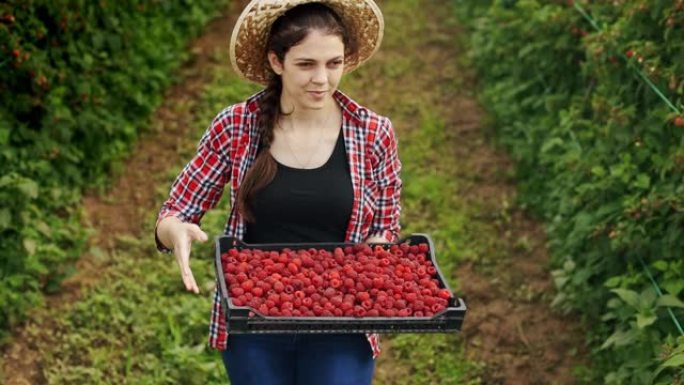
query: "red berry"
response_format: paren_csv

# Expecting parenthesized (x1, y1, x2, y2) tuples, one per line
(252, 287, 263, 297)
(356, 291, 370, 302)
(241, 280, 255, 291)
(344, 278, 355, 289)
(273, 282, 285, 293)
(438, 289, 451, 300)
(674, 116, 684, 127)
(323, 287, 336, 298)
(288, 262, 298, 273)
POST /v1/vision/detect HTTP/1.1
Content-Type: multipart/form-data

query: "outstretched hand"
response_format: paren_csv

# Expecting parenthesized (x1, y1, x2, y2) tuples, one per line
(168, 219, 208, 294)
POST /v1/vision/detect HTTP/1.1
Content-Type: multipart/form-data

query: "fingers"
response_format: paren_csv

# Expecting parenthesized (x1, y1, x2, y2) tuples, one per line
(174, 235, 200, 294)
(181, 265, 200, 294)
(172, 224, 209, 294)
(188, 224, 209, 243)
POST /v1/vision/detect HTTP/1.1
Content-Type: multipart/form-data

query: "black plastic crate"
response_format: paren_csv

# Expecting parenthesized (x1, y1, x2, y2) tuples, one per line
(214, 233, 467, 334)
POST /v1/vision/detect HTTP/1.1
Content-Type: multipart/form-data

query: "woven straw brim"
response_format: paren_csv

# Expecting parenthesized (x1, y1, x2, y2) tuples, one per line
(230, 0, 384, 85)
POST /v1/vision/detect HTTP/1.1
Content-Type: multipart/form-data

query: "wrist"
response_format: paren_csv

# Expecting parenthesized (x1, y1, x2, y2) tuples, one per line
(156, 215, 183, 250)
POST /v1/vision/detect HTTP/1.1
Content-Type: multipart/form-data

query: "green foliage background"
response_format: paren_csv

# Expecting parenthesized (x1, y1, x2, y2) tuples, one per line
(452, 0, 684, 383)
(0, 0, 229, 342)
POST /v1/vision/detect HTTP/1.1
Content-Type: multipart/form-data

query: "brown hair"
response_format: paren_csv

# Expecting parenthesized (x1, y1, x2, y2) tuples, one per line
(236, 3, 358, 223)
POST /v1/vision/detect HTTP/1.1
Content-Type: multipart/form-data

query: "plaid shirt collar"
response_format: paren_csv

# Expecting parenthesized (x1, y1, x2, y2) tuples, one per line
(243, 89, 364, 127)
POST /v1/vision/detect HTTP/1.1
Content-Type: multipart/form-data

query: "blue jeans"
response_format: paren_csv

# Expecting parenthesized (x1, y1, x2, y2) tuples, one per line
(220, 333, 375, 385)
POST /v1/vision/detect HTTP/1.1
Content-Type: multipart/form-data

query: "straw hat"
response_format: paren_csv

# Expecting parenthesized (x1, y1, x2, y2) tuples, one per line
(230, 0, 384, 85)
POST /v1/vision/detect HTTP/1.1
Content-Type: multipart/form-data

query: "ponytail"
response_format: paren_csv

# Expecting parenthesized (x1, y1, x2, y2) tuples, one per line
(236, 76, 282, 223)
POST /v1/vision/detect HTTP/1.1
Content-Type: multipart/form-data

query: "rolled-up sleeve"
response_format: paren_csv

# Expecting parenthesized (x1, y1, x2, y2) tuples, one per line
(154, 113, 232, 253)
(369, 117, 402, 243)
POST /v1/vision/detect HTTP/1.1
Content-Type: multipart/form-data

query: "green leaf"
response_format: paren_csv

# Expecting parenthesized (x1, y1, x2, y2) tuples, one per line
(23, 239, 37, 255)
(656, 294, 684, 309)
(541, 137, 564, 153)
(661, 352, 684, 368)
(652, 260, 669, 271)
(0, 208, 11, 230)
(611, 288, 640, 309)
(662, 280, 684, 297)
(591, 165, 606, 177)
(640, 287, 657, 308)
(634, 174, 651, 189)
(651, 352, 684, 384)
(604, 276, 621, 288)
(636, 312, 657, 329)
(36, 221, 52, 237)
(17, 179, 39, 199)
(0, 127, 9, 145)
(600, 328, 638, 350)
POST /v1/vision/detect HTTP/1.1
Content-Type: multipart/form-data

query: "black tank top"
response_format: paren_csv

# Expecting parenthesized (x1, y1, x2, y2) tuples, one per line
(244, 128, 354, 244)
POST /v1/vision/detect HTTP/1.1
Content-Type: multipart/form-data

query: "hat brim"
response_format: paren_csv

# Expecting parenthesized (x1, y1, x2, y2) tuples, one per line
(230, 0, 384, 85)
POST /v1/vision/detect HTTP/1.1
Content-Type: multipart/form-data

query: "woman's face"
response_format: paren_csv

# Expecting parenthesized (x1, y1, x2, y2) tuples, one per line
(268, 29, 345, 112)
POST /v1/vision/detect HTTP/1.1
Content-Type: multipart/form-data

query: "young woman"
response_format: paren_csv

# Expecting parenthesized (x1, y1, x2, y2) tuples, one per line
(155, 1, 401, 384)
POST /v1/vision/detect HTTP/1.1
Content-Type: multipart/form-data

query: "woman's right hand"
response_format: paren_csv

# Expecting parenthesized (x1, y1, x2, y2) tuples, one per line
(156, 216, 208, 294)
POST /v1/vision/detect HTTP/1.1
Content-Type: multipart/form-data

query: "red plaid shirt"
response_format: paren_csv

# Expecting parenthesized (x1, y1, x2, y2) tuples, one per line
(155, 89, 402, 359)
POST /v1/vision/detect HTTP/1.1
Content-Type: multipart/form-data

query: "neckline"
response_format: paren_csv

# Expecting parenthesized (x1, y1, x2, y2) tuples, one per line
(273, 127, 343, 171)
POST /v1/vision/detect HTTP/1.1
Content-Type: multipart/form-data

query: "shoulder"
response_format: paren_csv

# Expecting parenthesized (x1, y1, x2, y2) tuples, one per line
(335, 90, 393, 136)
(207, 90, 266, 138)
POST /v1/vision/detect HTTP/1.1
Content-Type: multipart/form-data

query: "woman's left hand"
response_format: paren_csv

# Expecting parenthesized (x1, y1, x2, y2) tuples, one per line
(365, 235, 389, 244)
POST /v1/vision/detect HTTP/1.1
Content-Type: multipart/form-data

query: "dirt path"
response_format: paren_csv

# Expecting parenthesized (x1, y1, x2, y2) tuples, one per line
(420, 3, 589, 385)
(0, 2, 248, 383)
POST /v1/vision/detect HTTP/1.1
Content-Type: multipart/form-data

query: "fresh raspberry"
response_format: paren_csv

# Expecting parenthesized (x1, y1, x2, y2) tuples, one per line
(241, 280, 255, 291)
(224, 241, 454, 320)
(438, 289, 451, 300)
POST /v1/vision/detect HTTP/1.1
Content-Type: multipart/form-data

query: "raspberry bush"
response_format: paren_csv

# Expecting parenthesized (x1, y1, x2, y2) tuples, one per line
(0, 0, 229, 342)
(453, 0, 684, 384)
